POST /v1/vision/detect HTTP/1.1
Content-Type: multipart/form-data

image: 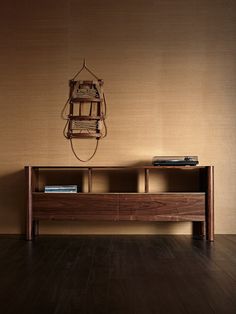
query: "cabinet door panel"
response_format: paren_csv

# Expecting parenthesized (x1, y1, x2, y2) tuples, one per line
(119, 194, 205, 221)
(33, 193, 119, 220)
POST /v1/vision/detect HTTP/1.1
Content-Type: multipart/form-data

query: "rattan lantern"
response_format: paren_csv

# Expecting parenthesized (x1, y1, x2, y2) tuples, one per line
(62, 60, 107, 162)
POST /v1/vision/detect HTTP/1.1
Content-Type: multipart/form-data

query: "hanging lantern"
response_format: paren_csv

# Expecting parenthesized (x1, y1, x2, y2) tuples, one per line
(62, 60, 107, 162)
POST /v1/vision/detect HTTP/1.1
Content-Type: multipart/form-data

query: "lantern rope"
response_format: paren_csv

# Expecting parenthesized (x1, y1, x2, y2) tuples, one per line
(72, 59, 100, 81)
(101, 117, 107, 138)
(103, 93, 107, 116)
(61, 98, 70, 120)
(69, 138, 99, 162)
(63, 119, 69, 138)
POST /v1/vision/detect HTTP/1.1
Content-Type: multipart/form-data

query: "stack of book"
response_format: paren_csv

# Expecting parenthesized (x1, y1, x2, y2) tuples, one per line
(44, 185, 78, 193)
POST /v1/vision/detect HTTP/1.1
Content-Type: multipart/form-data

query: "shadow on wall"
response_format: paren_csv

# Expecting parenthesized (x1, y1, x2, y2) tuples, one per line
(0, 169, 25, 234)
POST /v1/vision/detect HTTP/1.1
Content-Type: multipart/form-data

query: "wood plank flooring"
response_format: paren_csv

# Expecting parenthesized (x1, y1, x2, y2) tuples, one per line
(0, 235, 236, 314)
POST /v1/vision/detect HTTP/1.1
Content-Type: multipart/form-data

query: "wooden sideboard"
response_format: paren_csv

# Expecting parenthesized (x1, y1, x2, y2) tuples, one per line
(25, 166, 214, 241)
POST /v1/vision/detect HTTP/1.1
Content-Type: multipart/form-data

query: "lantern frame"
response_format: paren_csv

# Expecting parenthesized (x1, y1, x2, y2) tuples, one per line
(62, 60, 107, 162)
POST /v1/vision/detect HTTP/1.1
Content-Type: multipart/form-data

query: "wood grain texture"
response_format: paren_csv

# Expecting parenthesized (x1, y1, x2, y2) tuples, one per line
(0, 235, 236, 314)
(27, 166, 211, 239)
(206, 166, 214, 241)
(119, 193, 205, 221)
(32, 192, 205, 223)
(25, 166, 32, 240)
(0, 0, 235, 235)
(33, 193, 119, 221)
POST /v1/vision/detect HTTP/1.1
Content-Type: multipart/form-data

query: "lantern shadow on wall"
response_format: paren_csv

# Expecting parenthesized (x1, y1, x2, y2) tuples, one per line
(61, 60, 107, 162)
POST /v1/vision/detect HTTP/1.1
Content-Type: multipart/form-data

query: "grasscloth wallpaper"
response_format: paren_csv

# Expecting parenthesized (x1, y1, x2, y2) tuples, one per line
(0, 0, 235, 234)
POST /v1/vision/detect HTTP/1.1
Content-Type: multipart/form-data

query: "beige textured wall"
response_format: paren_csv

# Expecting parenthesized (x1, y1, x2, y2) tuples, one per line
(0, 0, 235, 234)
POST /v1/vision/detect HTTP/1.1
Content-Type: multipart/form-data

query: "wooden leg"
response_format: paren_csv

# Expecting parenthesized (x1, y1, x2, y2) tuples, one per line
(27, 215, 32, 241)
(25, 166, 33, 241)
(88, 168, 92, 192)
(33, 220, 39, 237)
(206, 166, 214, 241)
(192, 221, 204, 239)
(145, 169, 149, 193)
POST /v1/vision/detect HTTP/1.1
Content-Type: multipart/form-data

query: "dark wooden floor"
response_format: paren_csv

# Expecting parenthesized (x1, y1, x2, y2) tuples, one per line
(0, 235, 236, 314)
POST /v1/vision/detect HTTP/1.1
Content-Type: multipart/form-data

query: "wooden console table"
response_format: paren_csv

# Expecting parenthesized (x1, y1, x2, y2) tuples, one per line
(25, 166, 214, 241)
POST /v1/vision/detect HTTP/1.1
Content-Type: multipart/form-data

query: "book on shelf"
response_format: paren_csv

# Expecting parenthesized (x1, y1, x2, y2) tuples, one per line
(44, 185, 78, 193)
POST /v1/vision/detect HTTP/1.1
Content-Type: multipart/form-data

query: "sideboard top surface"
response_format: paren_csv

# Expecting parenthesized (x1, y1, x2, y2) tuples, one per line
(25, 165, 212, 170)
